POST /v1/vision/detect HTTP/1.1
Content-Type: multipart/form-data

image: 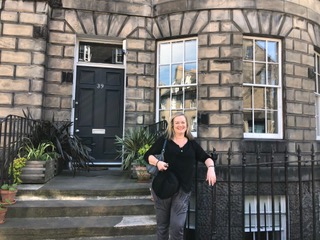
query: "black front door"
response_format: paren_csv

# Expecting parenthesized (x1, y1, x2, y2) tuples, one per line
(74, 66, 124, 164)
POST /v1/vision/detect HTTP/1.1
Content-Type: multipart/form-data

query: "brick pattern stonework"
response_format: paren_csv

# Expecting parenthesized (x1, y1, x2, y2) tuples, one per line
(1, 0, 320, 239)
(0, 0, 319, 153)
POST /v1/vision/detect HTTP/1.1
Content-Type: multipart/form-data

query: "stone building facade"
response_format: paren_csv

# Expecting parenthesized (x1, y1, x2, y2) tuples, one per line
(1, 0, 320, 238)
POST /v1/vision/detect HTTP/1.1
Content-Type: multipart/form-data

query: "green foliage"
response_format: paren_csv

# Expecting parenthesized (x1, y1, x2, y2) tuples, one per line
(1, 183, 17, 191)
(19, 139, 58, 161)
(115, 127, 156, 170)
(22, 109, 94, 174)
(9, 157, 27, 185)
(134, 144, 152, 167)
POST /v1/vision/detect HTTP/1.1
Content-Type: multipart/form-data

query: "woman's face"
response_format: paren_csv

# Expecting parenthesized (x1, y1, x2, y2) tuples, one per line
(173, 115, 187, 135)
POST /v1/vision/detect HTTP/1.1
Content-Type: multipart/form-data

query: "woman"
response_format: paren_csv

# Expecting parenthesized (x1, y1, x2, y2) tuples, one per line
(144, 112, 216, 240)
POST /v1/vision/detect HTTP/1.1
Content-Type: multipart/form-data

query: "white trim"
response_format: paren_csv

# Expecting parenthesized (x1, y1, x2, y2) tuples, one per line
(71, 37, 127, 165)
(243, 37, 283, 139)
(156, 37, 198, 137)
(315, 52, 320, 140)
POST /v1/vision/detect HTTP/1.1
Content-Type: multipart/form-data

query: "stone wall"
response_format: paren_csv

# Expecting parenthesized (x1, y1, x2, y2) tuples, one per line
(0, 0, 320, 155)
(0, 0, 49, 119)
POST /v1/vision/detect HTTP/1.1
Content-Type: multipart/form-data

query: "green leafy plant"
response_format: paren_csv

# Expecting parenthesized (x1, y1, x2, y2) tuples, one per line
(22, 109, 94, 174)
(115, 127, 156, 170)
(9, 157, 27, 185)
(19, 139, 58, 161)
(1, 183, 17, 192)
(135, 144, 152, 167)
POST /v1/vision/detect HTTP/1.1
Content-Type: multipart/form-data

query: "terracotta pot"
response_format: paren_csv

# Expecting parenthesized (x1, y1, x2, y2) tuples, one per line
(1, 190, 17, 204)
(135, 166, 151, 182)
(0, 207, 7, 224)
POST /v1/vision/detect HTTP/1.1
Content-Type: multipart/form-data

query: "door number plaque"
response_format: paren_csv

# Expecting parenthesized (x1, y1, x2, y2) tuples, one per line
(92, 129, 106, 134)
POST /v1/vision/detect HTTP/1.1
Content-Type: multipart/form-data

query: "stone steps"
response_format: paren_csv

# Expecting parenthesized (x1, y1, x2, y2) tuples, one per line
(0, 180, 157, 239)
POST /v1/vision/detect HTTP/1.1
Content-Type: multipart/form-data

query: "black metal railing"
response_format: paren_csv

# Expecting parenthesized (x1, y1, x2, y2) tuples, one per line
(186, 145, 320, 240)
(144, 120, 168, 138)
(0, 115, 40, 185)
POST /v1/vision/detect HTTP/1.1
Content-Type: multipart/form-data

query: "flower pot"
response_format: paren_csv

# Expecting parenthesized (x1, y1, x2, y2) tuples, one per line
(1, 190, 17, 204)
(135, 166, 151, 182)
(0, 207, 7, 224)
(21, 159, 56, 184)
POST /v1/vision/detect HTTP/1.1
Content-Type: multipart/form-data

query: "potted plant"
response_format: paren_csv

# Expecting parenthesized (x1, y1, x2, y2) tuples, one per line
(22, 110, 94, 175)
(134, 144, 152, 182)
(115, 127, 155, 178)
(0, 184, 18, 204)
(9, 157, 27, 185)
(0, 202, 8, 224)
(18, 139, 60, 184)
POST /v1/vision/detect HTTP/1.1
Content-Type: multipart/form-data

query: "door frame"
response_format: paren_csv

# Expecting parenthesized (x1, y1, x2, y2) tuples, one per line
(71, 37, 127, 165)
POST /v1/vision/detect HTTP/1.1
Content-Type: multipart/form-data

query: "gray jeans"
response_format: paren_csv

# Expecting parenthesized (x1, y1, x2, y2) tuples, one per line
(151, 187, 191, 240)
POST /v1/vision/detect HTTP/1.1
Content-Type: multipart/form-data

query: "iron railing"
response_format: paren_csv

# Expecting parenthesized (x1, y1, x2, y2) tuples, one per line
(144, 120, 168, 137)
(0, 115, 40, 185)
(186, 145, 320, 240)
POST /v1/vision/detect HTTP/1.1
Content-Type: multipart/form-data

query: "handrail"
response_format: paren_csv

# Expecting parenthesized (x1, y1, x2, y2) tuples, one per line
(144, 120, 168, 138)
(0, 115, 40, 185)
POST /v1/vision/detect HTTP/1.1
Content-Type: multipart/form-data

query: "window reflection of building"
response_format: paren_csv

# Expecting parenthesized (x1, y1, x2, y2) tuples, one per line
(78, 42, 123, 64)
(243, 37, 281, 137)
(157, 38, 198, 134)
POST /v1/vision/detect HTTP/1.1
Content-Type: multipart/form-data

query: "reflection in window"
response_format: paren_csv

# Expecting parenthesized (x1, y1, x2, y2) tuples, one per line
(157, 38, 198, 133)
(243, 37, 282, 138)
(78, 42, 123, 64)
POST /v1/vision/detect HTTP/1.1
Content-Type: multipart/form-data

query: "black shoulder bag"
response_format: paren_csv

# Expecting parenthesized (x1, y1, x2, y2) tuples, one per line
(146, 139, 167, 176)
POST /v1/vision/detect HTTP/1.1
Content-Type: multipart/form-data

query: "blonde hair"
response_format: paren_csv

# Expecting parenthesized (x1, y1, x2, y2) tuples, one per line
(165, 112, 194, 140)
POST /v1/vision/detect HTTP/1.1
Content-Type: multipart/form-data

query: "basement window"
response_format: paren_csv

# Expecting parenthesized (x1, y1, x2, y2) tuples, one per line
(245, 195, 287, 240)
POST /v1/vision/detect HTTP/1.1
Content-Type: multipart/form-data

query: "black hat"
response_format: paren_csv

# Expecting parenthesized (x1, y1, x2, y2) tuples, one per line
(152, 170, 179, 199)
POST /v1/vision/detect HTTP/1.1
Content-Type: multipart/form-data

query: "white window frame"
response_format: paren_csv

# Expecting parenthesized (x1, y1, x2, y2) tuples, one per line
(243, 36, 283, 139)
(315, 51, 320, 140)
(156, 38, 198, 137)
(245, 195, 287, 240)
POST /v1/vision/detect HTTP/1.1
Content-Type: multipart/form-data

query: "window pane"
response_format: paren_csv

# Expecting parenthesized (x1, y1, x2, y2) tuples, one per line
(243, 39, 253, 60)
(268, 64, 279, 85)
(185, 110, 197, 132)
(185, 40, 197, 61)
(243, 111, 252, 133)
(185, 87, 197, 109)
(266, 88, 277, 110)
(267, 111, 277, 133)
(243, 87, 252, 109)
(254, 111, 265, 133)
(267, 41, 278, 63)
(78, 42, 123, 64)
(254, 88, 265, 109)
(159, 65, 170, 86)
(255, 40, 266, 62)
(184, 63, 196, 84)
(171, 87, 183, 109)
(159, 88, 170, 110)
(172, 41, 183, 63)
(160, 43, 171, 64)
(243, 62, 253, 83)
(159, 110, 170, 122)
(157, 38, 198, 134)
(255, 63, 267, 84)
(172, 64, 183, 85)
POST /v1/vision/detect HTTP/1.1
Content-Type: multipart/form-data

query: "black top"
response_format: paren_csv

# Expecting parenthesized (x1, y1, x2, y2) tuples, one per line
(144, 136, 210, 192)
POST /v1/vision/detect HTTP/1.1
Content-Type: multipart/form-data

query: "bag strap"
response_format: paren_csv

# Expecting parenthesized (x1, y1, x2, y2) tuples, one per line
(161, 139, 167, 154)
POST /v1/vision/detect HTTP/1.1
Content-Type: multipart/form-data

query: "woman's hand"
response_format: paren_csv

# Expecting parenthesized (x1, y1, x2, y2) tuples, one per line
(157, 161, 169, 171)
(206, 167, 216, 186)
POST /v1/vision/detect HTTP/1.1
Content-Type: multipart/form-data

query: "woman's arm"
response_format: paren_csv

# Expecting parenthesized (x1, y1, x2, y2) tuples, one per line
(144, 137, 169, 171)
(204, 158, 216, 186)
